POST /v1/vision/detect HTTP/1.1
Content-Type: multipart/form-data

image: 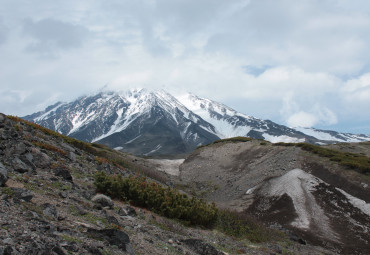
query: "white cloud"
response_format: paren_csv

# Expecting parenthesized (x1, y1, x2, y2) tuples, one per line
(0, 0, 370, 133)
(287, 112, 318, 128)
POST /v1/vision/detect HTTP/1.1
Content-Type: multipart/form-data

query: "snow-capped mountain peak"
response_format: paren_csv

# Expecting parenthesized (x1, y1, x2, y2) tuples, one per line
(24, 89, 370, 155)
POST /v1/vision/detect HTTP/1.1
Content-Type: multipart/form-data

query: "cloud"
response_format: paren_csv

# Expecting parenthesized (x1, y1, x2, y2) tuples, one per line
(287, 112, 318, 127)
(0, 0, 370, 133)
(0, 17, 8, 45)
(342, 73, 370, 101)
(281, 91, 338, 128)
(22, 18, 89, 57)
(286, 107, 338, 128)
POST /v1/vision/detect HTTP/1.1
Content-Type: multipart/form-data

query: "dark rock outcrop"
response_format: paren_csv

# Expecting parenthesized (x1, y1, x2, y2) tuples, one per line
(0, 162, 8, 186)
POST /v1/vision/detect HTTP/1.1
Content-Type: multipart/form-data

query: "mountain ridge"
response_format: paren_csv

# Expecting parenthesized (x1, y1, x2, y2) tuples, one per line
(24, 89, 370, 155)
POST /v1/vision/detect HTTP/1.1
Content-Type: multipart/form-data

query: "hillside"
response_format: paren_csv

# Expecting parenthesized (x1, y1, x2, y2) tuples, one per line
(178, 138, 370, 254)
(0, 113, 336, 255)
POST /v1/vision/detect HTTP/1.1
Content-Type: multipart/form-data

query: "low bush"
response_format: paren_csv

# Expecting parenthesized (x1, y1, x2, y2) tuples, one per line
(273, 142, 370, 175)
(32, 141, 67, 157)
(94, 171, 218, 227)
(197, 136, 252, 149)
(216, 210, 275, 242)
(94, 172, 280, 242)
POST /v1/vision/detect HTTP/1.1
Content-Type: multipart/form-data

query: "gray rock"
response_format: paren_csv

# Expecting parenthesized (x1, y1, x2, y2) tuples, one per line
(67, 152, 76, 162)
(86, 228, 133, 254)
(12, 157, 31, 173)
(43, 203, 58, 220)
(32, 149, 51, 168)
(20, 190, 33, 202)
(59, 191, 68, 198)
(182, 239, 224, 255)
(13, 142, 27, 155)
(91, 194, 114, 209)
(11, 188, 33, 202)
(22, 152, 34, 164)
(0, 162, 8, 186)
(118, 206, 137, 217)
(53, 167, 73, 182)
(0, 113, 5, 123)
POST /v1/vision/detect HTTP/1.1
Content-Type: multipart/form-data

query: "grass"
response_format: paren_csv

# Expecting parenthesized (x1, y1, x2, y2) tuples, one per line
(0, 187, 15, 197)
(273, 142, 370, 175)
(216, 210, 281, 243)
(51, 181, 72, 191)
(61, 234, 82, 244)
(197, 136, 253, 150)
(69, 205, 110, 227)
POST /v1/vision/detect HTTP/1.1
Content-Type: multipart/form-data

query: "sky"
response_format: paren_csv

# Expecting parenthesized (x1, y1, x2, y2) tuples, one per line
(1, 0, 370, 134)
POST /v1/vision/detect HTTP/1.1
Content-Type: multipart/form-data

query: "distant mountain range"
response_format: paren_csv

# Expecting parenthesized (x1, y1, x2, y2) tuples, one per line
(24, 89, 370, 155)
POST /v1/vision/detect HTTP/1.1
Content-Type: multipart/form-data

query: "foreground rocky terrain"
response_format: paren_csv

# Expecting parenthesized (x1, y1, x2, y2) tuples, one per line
(178, 139, 370, 254)
(0, 113, 335, 254)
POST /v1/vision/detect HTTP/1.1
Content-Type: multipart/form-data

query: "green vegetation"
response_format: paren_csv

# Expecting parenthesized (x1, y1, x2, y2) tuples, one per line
(94, 172, 280, 242)
(216, 210, 276, 243)
(274, 142, 370, 175)
(0, 187, 15, 197)
(61, 234, 82, 244)
(32, 141, 67, 157)
(69, 205, 109, 227)
(197, 136, 252, 149)
(94, 171, 218, 227)
(51, 181, 72, 191)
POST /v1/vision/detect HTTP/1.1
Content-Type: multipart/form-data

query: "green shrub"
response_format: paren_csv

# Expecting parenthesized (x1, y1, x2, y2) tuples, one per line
(94, 172, 218, 227)
(273, 142, 370, 175)
(197, 136, 253, 149)
(216, 210, 274, 242)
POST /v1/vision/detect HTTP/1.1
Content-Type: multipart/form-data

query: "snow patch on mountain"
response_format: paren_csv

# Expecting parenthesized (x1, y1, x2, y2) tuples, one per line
(336, 188, 370, 217)
(176, 93, 254, 138)
(262, 134, 305, 143)
(295, 127, 370, 143)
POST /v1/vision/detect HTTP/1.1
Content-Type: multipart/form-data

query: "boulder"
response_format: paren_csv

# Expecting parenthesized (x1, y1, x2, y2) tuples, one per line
(12, 157, 31, 173)
(32, 149, 51, 168)
(118, 206, 137, 217)
(53, 167, 73, 182)
(12, 188, 33, 202)
(42, 203, 59, 220)
(182, 239, 224, 255)
(0, 162, 8, 186)
(91, 194, 114, 209)
(86, 228, 133, 254)
(0, 113, 5, 123)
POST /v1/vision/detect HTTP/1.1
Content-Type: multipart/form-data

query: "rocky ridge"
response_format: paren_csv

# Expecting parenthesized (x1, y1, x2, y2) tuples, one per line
(0, 113, 332, 255)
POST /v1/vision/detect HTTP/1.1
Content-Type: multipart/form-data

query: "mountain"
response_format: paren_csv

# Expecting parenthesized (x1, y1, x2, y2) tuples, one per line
(24, 89, 219, 156)
(24, 89, 370, 155)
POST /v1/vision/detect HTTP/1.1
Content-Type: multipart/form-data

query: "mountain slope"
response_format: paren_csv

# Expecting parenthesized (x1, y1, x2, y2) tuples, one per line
(295, 126, 370, 143)
(179, 139, 370, 254)
(176, 93, 312, 143)
(24, 89, 370, 155)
